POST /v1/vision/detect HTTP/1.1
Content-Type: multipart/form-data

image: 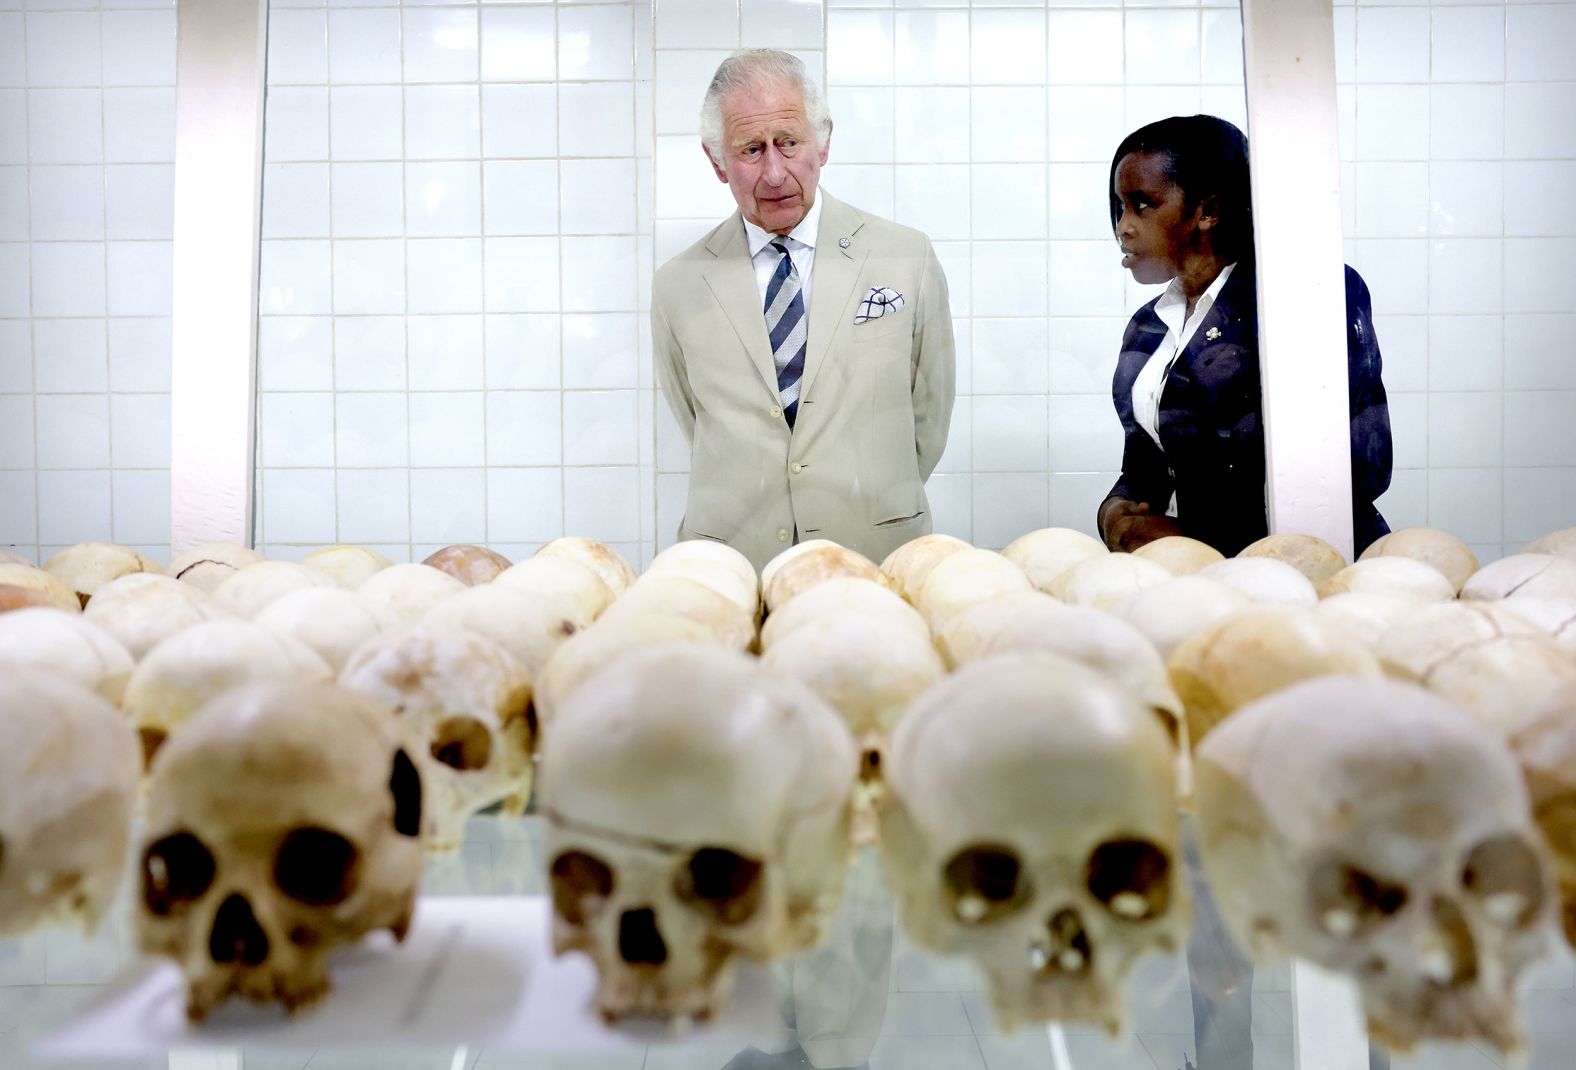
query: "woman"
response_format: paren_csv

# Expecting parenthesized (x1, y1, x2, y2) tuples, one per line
(1098, 115, 1392, 557)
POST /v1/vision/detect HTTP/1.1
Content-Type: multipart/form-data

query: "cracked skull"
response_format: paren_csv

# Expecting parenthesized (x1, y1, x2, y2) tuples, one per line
(880, 650, 1186, 1033)
(136, 680, 425, 1020)
(1195, 676, 1555, 1055)
(542, 643, 858, 1024)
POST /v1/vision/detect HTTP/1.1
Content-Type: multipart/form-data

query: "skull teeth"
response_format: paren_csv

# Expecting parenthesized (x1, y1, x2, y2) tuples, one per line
(1482, 892, 1525, 926)
(1057, 948, 1087, 972)
(1321, 908, 1358, 938)
(1110, 892, 1148, 919)
(1028, 944, 1049, 971)
(957, 894, 989, 924)
(1421, 948, 1454, 983)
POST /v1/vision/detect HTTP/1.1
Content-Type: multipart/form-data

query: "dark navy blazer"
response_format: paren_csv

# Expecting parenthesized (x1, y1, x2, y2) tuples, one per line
(1104, 263, 1393, 557)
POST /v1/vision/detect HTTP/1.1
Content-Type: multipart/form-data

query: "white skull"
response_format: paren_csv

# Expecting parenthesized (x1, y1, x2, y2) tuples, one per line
(912, 548, 1033, 634)
(759, 576, 928, 651)
(166, 542, 266, 594)
(1131, 535, 1224, 575)
(1312, 592, 1421, 655)
(643, 540, 761, 619)
(338, 625, 533, 851)
(210, 560, 341, 619)
(424, 581, 588, 681)
(533, 536, 638, 596)
(0, 669, 139, 938)
(1359, 526, 1480, 593)
(595, 574, 756, 651)
(355, 562, 468, 624)
(253, 587, 396, 675)
(83, 572, 229, 661)
(1000, 527, 1107, 592)
(1113, 575, 1251, 661)
(124, 618, 333, 769)
(761, 541, 886, 613)
(1046, 553, 1172, 612)
(0, 584, 60, 613)
(880, 651, 1185, 1032)
(1315, 557, 1456, 602)
(0, 562, 81, 612)
(1195, 676, 1554, 1055)
(1524, 527, 1576, 562)
(543, 644, 857, 1023)
(136, 680, 425, 1019)
(421, 544, 513, 586)
(1238, 533, 1349, 586)
(493, 555, 616, 625)
(0, 607, 135, 705)
(1491, 597, 1576, 657)
(300, 544, 395, 589)
(533, 618, 721, 729)
(881, 533, 973, 602)
(1462, 554, 1576, 603)
(759, 538, 842, 595)
(1196, 556, 1319, 606)
(43, 541, 163, 607)
(1509, 680, 1576, 951)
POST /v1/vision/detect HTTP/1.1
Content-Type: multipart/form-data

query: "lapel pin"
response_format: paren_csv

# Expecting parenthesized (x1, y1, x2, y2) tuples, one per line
(838, 237, 850, 249)
(1206, 326, 1221, 341)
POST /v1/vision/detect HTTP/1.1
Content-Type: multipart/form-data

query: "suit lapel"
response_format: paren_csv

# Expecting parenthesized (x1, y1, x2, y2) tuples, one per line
(702, 215, 782, 401)
(1169, 265, 1253, 389)
(798, 192, 868, 405)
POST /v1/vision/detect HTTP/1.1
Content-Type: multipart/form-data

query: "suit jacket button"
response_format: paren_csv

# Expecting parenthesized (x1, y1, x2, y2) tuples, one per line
(778, 528, 790, 542)
(772, 406, 782, 419)
(791, 462, 802, 474)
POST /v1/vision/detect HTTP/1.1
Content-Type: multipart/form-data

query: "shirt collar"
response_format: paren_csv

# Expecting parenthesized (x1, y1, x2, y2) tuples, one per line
(744, 192, 823, 259)
(1154, 262, 1235, 336)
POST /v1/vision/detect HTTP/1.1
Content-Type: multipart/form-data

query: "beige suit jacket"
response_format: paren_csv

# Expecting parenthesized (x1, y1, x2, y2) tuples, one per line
(652, 191, 956, 572)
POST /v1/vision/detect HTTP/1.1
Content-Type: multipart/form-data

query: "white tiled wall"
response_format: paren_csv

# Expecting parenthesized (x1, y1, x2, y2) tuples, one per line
(255, 0, 656, 567)
(0, 0, 176, 566)
(1338, 0, 1576, 563)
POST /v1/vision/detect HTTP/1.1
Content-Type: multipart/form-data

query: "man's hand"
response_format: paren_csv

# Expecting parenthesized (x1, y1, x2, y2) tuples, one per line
(1100, 498, 1185, 553)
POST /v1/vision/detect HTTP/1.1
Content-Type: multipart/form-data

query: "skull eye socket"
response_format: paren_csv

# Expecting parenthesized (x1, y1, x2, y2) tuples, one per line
(431, 716, 492, 771)
(673, 848, 765, 926)
(944, 844, 1030, 925)
(1462, 834, 1546, 928)
(389, 748, 423, 837)
(1087, 839, 1172, 922)
(143, 832, 216, 916)
(551, 850, 615, 926)
(274, 827, 360, 907)
(1308, 858, 1409, 939)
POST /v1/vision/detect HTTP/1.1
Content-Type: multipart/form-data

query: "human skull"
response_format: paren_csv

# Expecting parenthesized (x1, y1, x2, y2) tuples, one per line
(210, 560, 341, 619)
(533, 617, 721, 729)
(1196, 557, 1319, 606)
(167, 542, 266, 594)
(1045, 553, 1172, 612)
(83, 572, 229, 660)
(300, 544, 394, 589)
(1168, 605, 1382, 745)
(253, 587, 395, 675)
(1491, 598, 1576, 657)
(1509, 681, 1576, 950)
(0, 584, 59, 614)
(912, 548, 1033, 635)
(881, 651, 1185, 1032)
(759, 538, 841, 595)
(338, 625, 533, 851)
(1315, 557, 1456, 602)
(0, 669, 139, 939)
(355, 562, 468, 624)
(424, 582, 587, 681)
(880, 533, 972, 602)
(761, 542, 886, 613)
(0, 607, 135, 705)
(1132, 536, 1224, 576)
(1113, 576, 1252, 662)
(1359, 527, 1479, 593)
(137, 680, 424, 1019)
(1238, 533, 1349, 586)
(0, 546, 31, 566)
(1195, 676, 1554, 1054)
(1524, 528, 1576, 562)
(124, 619, 333, 770)
(759, 577, 928, 651)
(43, 541, 163, 607)
(493, 555, 616, 625)
(1462, 554, 1576, 603)
(643, 540, 760, 619)
(543, 644, 858, 1023)
(422, 544, 513, 586)
(0, 562, 81, 612)
(595, 574, 756, 651)
(534, 537, 638, 596)
(1312, 592, 1420, 655)
(1000, 528, 1107, 593)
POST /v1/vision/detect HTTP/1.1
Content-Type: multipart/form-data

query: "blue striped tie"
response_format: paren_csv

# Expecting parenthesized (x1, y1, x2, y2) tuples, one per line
(764, 240, 806, 429)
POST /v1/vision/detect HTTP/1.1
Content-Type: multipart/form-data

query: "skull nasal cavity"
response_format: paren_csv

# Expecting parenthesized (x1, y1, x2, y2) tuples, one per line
(431, 716, 492, 771)
(618, 907, 668, 966)
(389, 748, 423, 837)
(209, 894, 270, 967)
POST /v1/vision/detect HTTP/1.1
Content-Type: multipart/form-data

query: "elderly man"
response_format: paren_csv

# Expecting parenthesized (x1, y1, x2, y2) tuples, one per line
(653, 49, 956, 572)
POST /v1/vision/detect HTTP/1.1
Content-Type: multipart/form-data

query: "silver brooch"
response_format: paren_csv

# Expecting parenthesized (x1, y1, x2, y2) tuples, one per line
(838, 237, 850, 249)
(1205, 327, 1221, 341)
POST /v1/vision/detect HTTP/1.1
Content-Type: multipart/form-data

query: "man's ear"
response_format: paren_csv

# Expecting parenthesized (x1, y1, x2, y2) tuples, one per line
(817, 121, 833, 166)
(703, 144, 728, 184)
(1195, 192, 1221, 232)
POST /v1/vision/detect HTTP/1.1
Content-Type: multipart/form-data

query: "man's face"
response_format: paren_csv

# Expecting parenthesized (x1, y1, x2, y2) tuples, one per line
(707, 79, 830, 235)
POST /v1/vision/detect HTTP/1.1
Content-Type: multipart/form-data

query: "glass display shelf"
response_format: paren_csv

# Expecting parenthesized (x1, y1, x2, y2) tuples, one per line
(3, 815, 1572, 1070)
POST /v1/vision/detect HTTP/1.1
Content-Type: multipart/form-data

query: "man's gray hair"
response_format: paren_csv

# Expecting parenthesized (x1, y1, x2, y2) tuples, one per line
(699, 49, 832, 161)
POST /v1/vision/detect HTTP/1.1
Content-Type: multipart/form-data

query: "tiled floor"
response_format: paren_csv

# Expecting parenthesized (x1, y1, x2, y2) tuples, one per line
(4, 817, 1575, 1070)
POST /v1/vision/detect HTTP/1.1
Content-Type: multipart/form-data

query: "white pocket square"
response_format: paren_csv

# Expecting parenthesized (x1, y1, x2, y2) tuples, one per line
(854, 287, 905, 324)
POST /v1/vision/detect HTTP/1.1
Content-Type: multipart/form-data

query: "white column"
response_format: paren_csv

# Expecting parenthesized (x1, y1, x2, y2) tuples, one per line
(169, 0, 268, 552)
(1241, 0, 1356, 560)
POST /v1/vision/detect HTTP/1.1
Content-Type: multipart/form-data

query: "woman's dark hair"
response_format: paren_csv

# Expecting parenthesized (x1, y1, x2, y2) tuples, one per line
(1108, 114, 1254, 263)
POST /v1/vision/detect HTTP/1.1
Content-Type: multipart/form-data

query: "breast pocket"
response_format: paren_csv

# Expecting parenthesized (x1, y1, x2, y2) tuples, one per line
(852, 312, 911, 345)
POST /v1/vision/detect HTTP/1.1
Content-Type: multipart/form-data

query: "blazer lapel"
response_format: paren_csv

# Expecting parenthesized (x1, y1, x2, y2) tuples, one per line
(1168, 265, 1253, 389)
(798, 192, 868, 405)
(702, 215, 783, 402)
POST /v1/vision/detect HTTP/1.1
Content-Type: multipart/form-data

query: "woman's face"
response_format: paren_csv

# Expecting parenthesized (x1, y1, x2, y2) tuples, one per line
(1113, 150, 1206, 285)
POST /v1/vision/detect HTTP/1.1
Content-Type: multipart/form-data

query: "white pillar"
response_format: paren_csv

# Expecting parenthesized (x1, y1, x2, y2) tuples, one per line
(169, 0, 267, 551)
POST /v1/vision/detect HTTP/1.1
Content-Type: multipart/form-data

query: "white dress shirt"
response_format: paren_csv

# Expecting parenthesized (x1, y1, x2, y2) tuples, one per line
(1129, 262, 1236, 516)
(744, 192, 822, 315)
